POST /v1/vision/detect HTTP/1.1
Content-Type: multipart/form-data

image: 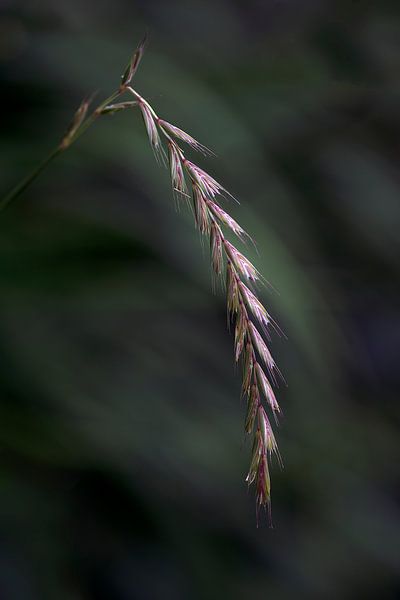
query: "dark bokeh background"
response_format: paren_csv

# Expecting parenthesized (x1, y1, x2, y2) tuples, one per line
(1, 1, 399, 598)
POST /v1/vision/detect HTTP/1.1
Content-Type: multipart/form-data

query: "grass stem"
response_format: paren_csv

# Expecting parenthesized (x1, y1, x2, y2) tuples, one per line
(0, 89, 121, 212)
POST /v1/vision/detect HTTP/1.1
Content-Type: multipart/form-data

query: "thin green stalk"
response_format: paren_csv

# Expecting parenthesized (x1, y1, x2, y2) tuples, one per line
(0, 146, 62, 212)
(0, 89, 121, 213)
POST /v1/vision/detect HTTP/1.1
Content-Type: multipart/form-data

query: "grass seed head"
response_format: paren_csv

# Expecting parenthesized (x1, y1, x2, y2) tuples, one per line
(123, 38, 284, 520)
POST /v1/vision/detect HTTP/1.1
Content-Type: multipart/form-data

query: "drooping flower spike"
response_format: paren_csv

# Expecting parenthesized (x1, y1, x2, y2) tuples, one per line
(1, 31, 287, 521)
(117, 37, 284, 521)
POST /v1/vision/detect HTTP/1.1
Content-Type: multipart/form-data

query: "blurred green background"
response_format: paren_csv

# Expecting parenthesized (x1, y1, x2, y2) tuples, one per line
(0, 1, 399, 598)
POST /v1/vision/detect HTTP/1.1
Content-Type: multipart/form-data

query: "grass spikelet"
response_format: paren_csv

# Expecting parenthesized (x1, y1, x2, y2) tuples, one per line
(224, 241, 260, 282)
(60, 97, 90, 149)
(249, 322, 275, 376)
(238, 282, 271, 330)
(207, 201, 248, 241)
(184, 160, 225, 199)
(120, 32, 148, 88)
(192, 184, 211, 234)
(139, 102, 166, 165)
(100, 101, 139, 114)
(210, 221, 224, 276)
(256, 451, 271, 521)
(234, 306, 247, 362)
(246, 428, 262, 487)
(242, 340, 254, 398)
(255, 363, 280, 415)
(159, 119, 214, 156)
(245, 384, 259, 435)
(226, 260, 239, 318)
(168, 141, 187, 200)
